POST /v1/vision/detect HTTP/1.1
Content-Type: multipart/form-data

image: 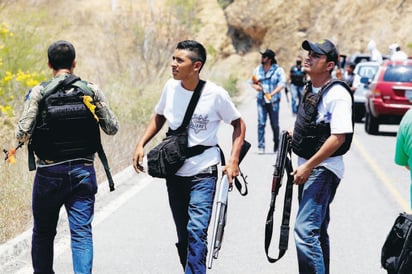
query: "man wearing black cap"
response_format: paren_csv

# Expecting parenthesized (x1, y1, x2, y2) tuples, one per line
(291, 39, 353, 274)
(250, 48, 286, 154)
(16, 40, 119, 274)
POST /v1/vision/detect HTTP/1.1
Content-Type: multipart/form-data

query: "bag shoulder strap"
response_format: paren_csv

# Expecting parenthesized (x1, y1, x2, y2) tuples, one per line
(177, 80, 205, 131)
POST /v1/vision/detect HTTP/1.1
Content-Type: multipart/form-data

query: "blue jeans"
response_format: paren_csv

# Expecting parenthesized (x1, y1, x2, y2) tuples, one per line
(290, 84, 304, 114)
(257, 98, 280, 151)
(294, 167, 340, 274)
(166, 167, 218, 274)
(31, 160, 97, 274)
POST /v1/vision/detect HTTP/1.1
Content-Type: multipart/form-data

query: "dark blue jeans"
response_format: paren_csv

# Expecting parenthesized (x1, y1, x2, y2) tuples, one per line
(257, 98, 280, 151)
(294, 167, 340, 274)
(31, 160, 97, 274)
(166, 167, 217, 274)
(290, 84, 304, 114)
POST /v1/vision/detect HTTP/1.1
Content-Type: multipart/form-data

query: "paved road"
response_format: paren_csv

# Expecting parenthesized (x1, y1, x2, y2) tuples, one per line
(1, 83, 410, 274)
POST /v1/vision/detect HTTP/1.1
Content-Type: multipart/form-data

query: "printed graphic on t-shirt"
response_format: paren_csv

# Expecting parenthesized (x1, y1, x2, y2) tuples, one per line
(190, 114, 209, 133)
(324, 112, 332, 122)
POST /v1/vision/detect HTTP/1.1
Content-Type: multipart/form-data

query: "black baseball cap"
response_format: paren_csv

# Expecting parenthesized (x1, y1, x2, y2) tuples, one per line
(302, 39, 338, 63)
(260, 49, 276, 59)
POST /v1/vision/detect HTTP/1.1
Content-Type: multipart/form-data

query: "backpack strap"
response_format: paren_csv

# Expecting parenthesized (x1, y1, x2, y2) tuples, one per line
(96, 140, 115, 192)
(42, 74, 81, 98)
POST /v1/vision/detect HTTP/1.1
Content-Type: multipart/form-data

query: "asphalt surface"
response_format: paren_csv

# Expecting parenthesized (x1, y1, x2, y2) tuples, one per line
(1, 82, 409, 274)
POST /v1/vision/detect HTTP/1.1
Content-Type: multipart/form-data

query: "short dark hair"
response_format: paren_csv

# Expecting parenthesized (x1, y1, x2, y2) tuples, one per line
(176, 40, 207, 71)
(47, 40, 76, 70)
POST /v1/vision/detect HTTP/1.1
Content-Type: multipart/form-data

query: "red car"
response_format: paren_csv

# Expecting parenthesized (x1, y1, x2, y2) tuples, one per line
(364, 59, 412, 134)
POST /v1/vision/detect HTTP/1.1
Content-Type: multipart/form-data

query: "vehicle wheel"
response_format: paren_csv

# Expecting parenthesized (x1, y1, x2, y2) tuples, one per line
(365, 112, 379, 135)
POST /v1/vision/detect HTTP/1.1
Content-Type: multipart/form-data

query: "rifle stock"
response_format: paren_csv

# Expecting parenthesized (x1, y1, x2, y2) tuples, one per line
(207, 140, 251, 269)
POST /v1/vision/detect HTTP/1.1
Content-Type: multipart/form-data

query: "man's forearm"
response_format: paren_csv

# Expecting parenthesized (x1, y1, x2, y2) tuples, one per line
(305, 134, 346, 169)
(137, 114, 166, 148)
(229, 118, 246, 165)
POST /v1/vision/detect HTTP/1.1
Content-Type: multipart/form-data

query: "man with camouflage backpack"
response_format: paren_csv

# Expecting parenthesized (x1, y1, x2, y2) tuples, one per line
(15, 40, 118, 274)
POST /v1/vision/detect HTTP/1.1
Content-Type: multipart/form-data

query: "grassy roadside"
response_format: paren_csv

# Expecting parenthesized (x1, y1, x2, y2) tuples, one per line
(0, 0, 244, 244)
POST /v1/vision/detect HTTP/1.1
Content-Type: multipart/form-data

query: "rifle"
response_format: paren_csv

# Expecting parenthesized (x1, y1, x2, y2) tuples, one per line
(207, 140, 251, 269)
(3, 142, 24, 163)
(264, 130, 294, 263)
(252, 75, 272, 103)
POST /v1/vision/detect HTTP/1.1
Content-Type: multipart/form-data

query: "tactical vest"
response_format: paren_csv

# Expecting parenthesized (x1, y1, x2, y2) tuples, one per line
(30, 75, 100, 161)
(292, 79, 354, 159)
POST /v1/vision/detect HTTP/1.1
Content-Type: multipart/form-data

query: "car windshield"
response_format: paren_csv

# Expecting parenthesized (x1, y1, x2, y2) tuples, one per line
(383, 64, 412, 82)
(358, 65, 378, 79)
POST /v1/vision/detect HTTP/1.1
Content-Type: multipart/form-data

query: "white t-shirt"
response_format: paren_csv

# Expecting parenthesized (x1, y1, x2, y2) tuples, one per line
(155, 79, 241, 176)
(297, 84, 353, 179)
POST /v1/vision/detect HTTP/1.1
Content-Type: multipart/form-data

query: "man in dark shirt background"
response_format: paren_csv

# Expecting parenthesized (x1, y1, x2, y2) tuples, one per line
(289, 55, 306, 114)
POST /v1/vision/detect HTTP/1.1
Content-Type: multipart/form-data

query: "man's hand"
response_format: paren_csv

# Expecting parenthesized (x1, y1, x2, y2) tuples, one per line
(291, 163, 312, 185)
(223, 163, 240, 187)
(132, 144, 145, 174)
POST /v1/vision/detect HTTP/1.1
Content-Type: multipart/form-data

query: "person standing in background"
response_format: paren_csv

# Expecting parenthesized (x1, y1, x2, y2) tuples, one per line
(395, 108, 412, 209)
(289, 55, 306, 114)
(368, 40, 383, 64)
(250, 48, 286, 154)
(389, 43, 408, 61)
(343, 62, 356, 92)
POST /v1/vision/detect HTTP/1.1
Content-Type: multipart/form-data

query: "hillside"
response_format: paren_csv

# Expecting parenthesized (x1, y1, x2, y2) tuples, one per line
(2, 0, 411, 83)
(198, 0, 412, 79)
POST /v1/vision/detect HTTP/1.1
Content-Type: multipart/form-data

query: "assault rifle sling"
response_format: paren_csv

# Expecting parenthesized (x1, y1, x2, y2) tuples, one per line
(264, 130, 294, 263)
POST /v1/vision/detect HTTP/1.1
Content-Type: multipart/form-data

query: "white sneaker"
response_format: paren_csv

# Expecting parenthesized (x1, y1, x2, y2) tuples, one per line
(258, 148, 265, 154)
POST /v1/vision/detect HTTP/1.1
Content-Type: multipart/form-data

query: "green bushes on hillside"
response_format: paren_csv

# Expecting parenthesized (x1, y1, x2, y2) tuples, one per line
(0, 21, 48, 243)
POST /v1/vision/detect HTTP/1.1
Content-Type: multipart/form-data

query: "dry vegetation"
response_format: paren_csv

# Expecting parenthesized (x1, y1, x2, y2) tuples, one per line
(0, 0, 204, 243)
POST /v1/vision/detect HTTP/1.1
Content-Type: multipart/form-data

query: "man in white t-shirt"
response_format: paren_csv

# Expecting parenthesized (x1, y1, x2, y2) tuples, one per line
(132, 40, 246, 274)
(291, 39, 353, 274)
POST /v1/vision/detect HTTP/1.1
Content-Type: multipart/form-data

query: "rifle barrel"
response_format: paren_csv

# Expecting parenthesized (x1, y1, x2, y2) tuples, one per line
(207, 175, 229, 269)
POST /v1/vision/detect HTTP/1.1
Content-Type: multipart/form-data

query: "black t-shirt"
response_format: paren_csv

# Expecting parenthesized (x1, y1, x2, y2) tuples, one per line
(290, 65, 306, 86)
